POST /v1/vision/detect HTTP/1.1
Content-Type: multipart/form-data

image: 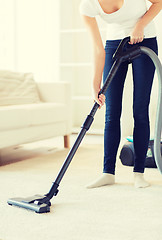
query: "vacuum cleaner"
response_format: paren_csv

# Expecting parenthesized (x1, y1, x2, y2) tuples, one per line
(7, 37, 162, 213)
(120, 139, 162, 168)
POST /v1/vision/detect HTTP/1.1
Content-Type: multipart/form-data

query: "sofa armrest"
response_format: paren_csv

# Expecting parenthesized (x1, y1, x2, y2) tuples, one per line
(36, 82, 71, 105)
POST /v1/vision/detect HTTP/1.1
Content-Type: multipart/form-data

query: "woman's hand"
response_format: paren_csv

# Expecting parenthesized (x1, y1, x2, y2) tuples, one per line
(129, 0, 162, 45)
(129, 23, 144, 44)
(93, 86, 105, 108)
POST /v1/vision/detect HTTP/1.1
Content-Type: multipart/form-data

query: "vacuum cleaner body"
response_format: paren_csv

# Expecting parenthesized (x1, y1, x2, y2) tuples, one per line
(7, 37, 162, 213)
(120, 140, 162, 168)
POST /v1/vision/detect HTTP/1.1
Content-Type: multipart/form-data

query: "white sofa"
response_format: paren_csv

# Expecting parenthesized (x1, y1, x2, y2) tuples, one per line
(0, 70, 72, 149)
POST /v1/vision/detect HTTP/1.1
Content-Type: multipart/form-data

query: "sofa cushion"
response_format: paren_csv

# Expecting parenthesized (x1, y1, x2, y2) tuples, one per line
(0, 105, 31, 130)
(0, 70, 40, 106)
(27, 103, 68, 126)
(0, 103, 68, 131)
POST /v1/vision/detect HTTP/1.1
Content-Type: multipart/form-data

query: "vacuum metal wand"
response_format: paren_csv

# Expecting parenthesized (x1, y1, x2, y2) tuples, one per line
(46, 58, 122, 199)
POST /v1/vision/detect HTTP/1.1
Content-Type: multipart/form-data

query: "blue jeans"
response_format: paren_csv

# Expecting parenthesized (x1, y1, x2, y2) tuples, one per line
(103, 37, 158, 174)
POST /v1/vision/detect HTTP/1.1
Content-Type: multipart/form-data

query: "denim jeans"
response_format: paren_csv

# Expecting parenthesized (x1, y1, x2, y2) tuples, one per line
(103, 37, 158, 174)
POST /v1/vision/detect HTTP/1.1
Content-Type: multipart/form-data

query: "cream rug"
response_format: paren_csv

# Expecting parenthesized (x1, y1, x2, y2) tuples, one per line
(0, 142, 162, 240)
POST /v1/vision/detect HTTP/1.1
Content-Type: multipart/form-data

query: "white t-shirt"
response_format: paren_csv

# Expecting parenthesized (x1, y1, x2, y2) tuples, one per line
(79, 0, 156, 40)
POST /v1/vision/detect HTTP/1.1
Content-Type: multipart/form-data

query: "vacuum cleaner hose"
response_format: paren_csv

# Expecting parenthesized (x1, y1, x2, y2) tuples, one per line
(140, 46, 162, 173)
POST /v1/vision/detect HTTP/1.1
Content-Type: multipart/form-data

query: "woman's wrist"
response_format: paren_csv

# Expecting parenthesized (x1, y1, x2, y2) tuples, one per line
(129, 22, 144, 44)
(93, 79, 101, 93)
(135, 21, 145, 32)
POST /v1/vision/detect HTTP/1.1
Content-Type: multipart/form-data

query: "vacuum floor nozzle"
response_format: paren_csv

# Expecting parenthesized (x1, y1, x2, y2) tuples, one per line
(7, 194, 51, 213)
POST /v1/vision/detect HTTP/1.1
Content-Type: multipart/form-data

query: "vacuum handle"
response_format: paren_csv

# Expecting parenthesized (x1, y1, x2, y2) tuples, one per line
(98, 37, 142, 97)
(113, 36, 130, 60)
(97, 37, 131, 98)
(113, 36, 142, 62)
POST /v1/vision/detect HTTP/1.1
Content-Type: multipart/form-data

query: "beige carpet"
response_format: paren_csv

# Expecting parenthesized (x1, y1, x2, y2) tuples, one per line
(0, 141, 162, 240)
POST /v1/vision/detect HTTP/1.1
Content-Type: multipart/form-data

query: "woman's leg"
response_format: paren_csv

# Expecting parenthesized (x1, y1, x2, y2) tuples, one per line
(87, 40, 128, 188)
(132, 37, 158, 187)
(103, 41, 128, 175)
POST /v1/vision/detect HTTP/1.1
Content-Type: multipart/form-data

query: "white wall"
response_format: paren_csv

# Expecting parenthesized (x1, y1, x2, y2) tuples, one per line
(15, 0, 60, 82)
(0, 0, 16, 70)
(0, 0, 60, 82)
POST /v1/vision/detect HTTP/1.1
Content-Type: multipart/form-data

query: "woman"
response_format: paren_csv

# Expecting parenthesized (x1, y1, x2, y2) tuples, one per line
(79, 0, 162, 188)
